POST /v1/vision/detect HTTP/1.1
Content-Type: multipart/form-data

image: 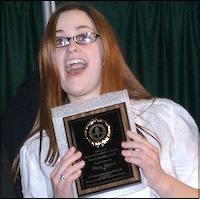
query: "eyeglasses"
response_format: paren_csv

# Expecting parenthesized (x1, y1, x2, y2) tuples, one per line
(56, 32, 100, 48)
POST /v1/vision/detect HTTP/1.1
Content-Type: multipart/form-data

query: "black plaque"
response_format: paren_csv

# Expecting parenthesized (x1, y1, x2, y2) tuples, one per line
(64, 103, 141, 197)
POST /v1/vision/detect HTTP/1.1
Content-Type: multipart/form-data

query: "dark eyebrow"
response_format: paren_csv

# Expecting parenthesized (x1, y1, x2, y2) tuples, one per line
(56, 30, 64, 33)
(76, 25, 94, 31)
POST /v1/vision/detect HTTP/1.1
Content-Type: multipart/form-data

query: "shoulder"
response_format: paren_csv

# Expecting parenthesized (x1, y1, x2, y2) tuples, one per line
(131, 97, 194, 120)
(130, 97, 199, 136)
(20, 130, 50, 159)
(131, 97, 184, 112)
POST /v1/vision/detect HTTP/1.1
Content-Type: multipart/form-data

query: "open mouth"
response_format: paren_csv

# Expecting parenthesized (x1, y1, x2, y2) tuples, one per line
(65, 59, 87, 73)
(65, 59, 87, 75)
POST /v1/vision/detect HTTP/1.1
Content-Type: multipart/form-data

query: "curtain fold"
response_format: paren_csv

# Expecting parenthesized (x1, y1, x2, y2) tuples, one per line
(2, 1, 199, 127)
(2, 1, 43, 111)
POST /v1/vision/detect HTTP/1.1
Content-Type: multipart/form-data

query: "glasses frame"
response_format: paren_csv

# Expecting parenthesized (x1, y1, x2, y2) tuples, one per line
(56, 32, 100, 48)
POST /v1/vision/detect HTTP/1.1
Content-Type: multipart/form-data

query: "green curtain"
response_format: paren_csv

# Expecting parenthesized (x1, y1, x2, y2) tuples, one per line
(2, 1, 199, 127)
(1, 1, 44, 110)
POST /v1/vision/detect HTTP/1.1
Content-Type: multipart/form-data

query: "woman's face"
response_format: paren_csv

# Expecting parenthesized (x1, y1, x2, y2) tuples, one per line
(55, 10, 104, 103)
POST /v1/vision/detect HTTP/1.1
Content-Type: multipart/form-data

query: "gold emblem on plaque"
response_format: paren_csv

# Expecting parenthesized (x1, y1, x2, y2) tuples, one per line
(84, 118, 111, 148)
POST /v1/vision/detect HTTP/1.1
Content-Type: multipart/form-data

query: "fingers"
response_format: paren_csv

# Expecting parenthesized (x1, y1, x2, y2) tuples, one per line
(51, 146, 85, 182)
(58, 160, 85, 184)
(51, 146, 75, 176)
(63, 146, 77, 159)
(121, 130, 160, 167)
(121, 131, 167, 190)
(122, 130, 158, 155)
(61, 161, 85, 183)
(50, 147, 85, 198)
(51, 146, 85, 198)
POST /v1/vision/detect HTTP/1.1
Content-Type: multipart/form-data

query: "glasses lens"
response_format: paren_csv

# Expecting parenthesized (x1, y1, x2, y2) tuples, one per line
(76, 33, 92, 44)
(56, 32, 99, 47)
(56, 37, 69, 47)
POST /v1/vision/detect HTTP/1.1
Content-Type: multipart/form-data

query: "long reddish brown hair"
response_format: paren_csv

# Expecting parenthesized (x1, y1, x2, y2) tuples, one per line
(12, 2, 152, 183)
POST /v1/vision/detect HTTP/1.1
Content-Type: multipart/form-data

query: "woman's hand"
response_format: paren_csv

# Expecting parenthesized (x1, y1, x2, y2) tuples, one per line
(51, 146, 85, 198)
(121, 130, 198, 198)
(121, 130, 165, 189)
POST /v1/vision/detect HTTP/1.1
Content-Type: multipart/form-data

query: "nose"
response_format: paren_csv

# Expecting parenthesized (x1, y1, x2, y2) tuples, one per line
(66, 38, 80, 53)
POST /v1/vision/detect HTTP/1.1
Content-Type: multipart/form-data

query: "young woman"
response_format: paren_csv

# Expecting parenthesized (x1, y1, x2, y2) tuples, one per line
(12, 2, 199, 198)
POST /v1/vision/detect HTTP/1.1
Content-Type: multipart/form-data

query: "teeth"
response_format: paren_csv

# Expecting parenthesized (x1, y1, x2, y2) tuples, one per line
(66, 59, 86, 66)
(65, 59, 87, 72)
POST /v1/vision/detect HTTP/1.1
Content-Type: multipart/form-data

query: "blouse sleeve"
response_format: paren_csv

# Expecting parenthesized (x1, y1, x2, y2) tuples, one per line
(157, 99, 199, 189)
(19, 136, 53, 198)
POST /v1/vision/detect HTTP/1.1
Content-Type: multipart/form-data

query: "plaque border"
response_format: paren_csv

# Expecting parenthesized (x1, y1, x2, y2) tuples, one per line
(51, 90, 146, 198)
(63, 103, 141, 196)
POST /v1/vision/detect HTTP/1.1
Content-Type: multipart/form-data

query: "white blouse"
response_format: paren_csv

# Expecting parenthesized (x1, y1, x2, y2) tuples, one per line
(19, 98, 199, 198)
